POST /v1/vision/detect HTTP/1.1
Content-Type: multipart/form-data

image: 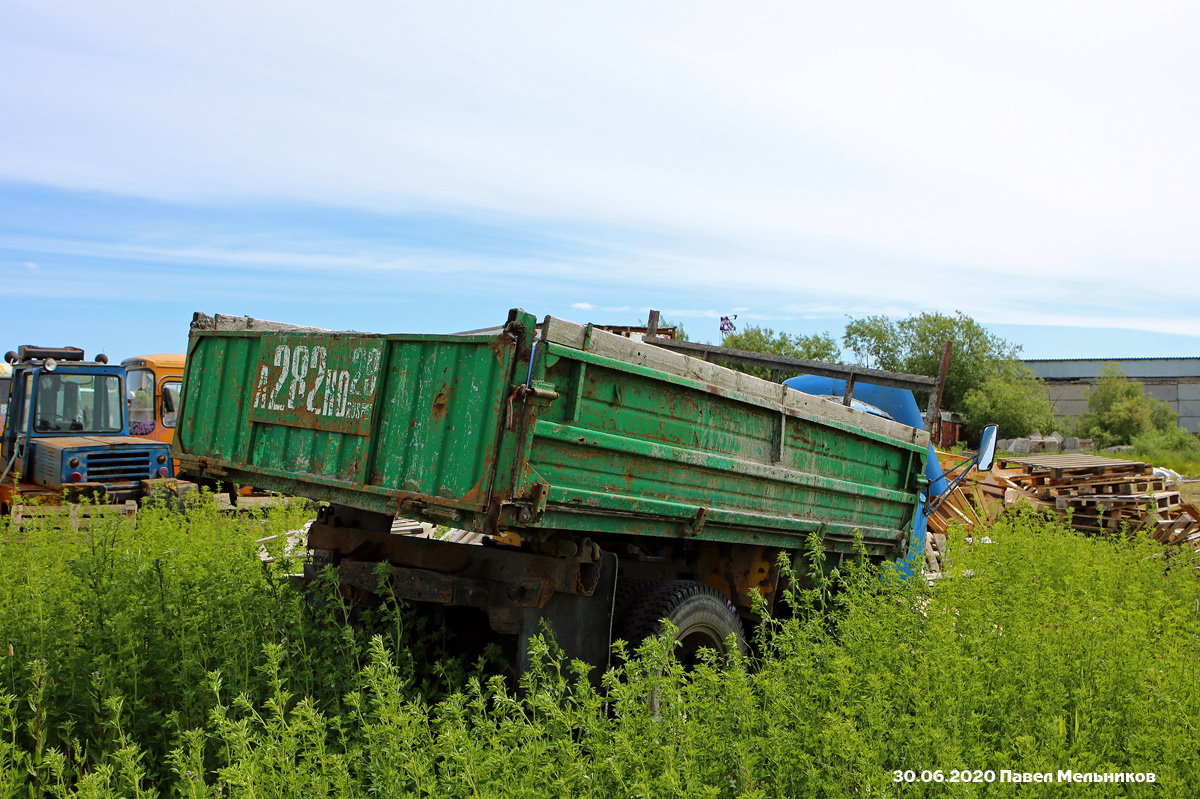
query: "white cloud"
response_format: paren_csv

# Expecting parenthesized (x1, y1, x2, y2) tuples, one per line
(0, 1, 1197, 344)
(990, 311, 1200, 339)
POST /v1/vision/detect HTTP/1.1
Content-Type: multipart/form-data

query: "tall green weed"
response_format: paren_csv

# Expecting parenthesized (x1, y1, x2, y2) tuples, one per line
(0, 503, 1197, 796)
(1128, 425, 1200, 476)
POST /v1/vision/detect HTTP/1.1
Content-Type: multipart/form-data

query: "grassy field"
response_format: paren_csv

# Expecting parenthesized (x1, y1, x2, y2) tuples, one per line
(1127, 429, 1200, 478)
(0, 500, 1197, 797)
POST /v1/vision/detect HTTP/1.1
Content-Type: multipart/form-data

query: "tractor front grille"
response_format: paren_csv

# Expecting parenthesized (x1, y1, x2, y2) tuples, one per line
(85, 450, 152, 484)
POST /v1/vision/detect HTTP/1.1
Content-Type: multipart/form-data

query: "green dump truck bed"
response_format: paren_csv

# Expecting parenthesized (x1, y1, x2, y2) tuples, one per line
(175, 309, 929, 559)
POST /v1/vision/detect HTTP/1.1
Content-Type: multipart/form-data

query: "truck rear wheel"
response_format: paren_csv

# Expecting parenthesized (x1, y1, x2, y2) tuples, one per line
(612, 578, 656, 632)
(615, 580, 746, 668)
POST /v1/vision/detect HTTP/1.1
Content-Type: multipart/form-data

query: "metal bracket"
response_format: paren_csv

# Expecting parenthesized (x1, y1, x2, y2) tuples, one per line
(197, 458, 230, 479)
(772, 409, 787, 464)
(686, 506, 710, 537)
(426, 500, 462, 522)
(397, 497, 427, 516)
(516, 482, 551, 526)
(531, 481, 550, 516)
(507, 383, 560, 430)
(508, 578, 552, 608)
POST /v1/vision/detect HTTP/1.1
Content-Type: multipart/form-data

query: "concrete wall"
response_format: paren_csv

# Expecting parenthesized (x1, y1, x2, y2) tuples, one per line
(1025, 358, 1200, 433)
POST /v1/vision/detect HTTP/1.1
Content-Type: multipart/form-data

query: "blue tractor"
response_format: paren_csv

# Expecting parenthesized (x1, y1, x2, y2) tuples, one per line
(1, 346, 175, 516)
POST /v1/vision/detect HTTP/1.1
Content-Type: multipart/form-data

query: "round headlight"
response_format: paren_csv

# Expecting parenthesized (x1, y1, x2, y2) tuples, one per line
(157, 454, 167, 464)
(69, 458, 79, 468)
(69, 472, 82, 483)
(157, 466, 170, 478)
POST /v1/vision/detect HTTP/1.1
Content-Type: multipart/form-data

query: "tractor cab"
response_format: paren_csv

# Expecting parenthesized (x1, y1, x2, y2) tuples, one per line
(1, 346, 174, 510)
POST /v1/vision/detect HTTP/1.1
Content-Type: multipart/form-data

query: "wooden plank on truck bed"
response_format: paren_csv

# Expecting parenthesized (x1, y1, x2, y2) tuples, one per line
(190, 312, 357, 335)
(539, 316, 929, 448)
(637, 333, 939, 392)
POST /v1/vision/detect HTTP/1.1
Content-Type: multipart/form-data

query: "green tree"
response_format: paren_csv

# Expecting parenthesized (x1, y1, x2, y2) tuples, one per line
(1074, 363, 1177, 449)
(719, 325, 840, 379)
(960, 361, 1056, 439)
(843, 311, 1020, 410)
(842, 311, 1051, 437)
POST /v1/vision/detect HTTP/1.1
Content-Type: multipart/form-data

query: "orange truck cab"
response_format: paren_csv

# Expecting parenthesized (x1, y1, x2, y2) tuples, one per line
(122, 353, 259, 504)
(122, 354, 185, 446)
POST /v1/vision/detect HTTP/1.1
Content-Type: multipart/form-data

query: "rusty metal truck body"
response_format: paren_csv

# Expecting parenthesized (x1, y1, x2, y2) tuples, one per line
(173, 309, 932, 673)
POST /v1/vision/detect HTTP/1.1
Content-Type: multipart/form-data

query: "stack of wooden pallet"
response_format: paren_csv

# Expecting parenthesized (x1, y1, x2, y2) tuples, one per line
(996, 454, 1200, 545)
(929, 452, 1200, 548)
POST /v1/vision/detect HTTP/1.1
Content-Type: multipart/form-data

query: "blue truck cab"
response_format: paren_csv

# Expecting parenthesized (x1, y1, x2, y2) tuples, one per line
(0, 346, 174, 513)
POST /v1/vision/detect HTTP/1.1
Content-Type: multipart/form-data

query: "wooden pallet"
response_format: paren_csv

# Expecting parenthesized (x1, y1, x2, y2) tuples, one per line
(1037, 477, 1166, 499)
(1056, 491, 1181, 512)
(999, 454, 1152, 477)
(938, 452, 1200, 551)
(10, 500, 139, 530)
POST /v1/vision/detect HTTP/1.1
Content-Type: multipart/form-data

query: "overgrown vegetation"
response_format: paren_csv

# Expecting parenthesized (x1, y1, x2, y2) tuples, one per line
(1075, 363, 1181, 449)
(0, 503, 1197, 796)
(1129, 425, 1200, 476)
(0, 498, 495, 795)
(960, 360, 1056, 439)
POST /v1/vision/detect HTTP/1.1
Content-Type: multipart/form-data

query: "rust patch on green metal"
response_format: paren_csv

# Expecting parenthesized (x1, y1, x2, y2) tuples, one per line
(430, 382, 452, 421)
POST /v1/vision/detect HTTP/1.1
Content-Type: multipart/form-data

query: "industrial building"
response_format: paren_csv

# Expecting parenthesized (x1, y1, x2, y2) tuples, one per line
(1024, 358, 1200, 433)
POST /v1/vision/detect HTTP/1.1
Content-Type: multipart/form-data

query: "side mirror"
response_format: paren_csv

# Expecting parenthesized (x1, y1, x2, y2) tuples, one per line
(161, 390, 175, 414)
(977, 424, 998, 472)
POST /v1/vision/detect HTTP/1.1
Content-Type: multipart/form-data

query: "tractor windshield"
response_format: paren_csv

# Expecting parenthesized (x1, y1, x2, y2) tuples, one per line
(34, 373, 124, 434)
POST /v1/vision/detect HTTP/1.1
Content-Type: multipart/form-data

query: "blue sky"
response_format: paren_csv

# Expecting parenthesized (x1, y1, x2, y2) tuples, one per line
(2, 1, 1198, 364)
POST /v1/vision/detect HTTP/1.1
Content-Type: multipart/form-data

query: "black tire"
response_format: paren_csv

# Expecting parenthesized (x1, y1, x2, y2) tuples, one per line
(616, 580, 746, 668)
(611, 578, 657, 631)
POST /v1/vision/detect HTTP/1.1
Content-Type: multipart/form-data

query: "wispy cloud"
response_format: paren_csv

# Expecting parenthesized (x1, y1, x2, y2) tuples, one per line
(1, 218, 1188, 343)
(0, 2, 1197, 358)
